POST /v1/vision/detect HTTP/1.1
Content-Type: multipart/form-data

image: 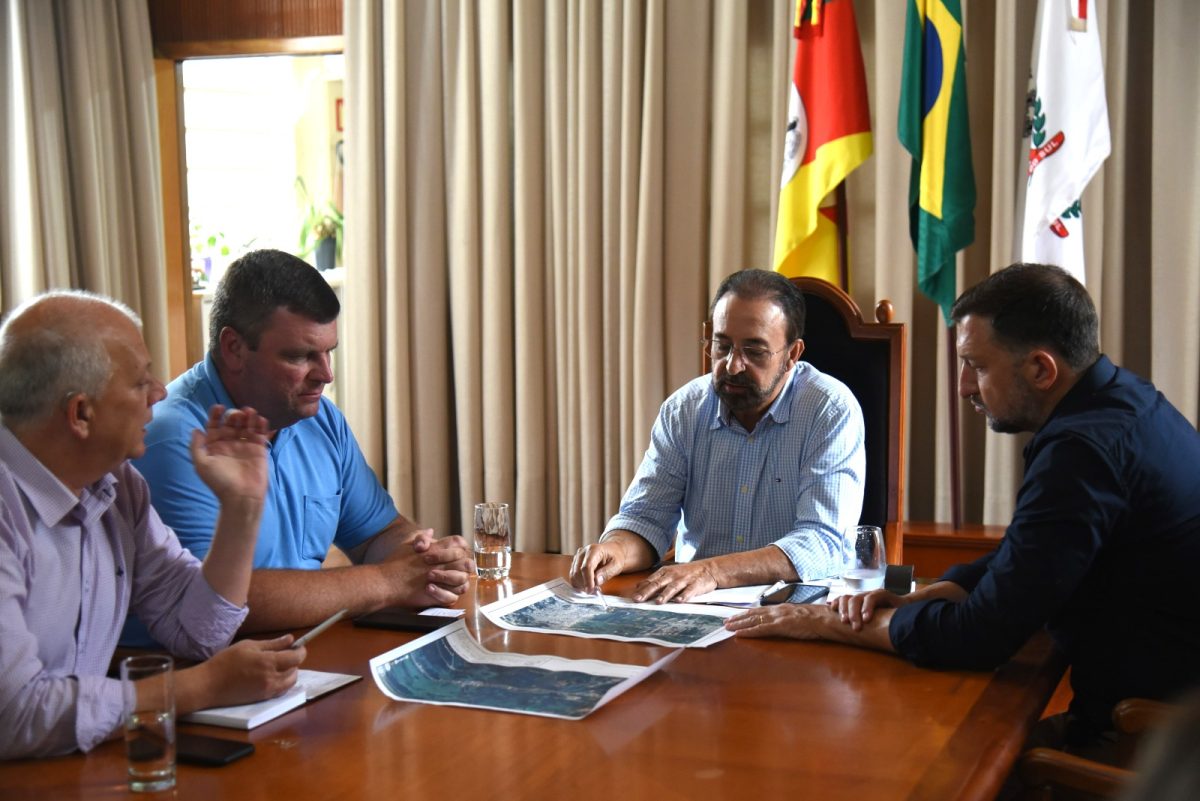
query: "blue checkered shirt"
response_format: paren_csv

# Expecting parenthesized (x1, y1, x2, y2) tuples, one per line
(604, 362, 865, 580)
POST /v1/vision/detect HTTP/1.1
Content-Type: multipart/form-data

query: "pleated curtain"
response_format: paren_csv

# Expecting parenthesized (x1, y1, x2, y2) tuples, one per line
(342, 0, 1199, 550)
(0, 0, 168, 366)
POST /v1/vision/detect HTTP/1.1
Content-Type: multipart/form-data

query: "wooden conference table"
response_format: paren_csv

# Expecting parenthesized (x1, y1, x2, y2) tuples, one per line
(0, 553, 1066, 801)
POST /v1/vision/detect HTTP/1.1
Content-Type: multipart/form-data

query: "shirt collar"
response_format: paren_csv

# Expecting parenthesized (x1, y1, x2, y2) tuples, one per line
(0, 425, 118, 527)
(709, 363, 801, 431)
(1038, 355, 1117, 431)
(201, 353, 237, 408)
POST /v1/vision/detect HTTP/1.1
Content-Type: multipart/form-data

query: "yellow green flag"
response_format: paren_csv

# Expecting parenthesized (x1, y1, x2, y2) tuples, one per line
(898, 0, 976, 323)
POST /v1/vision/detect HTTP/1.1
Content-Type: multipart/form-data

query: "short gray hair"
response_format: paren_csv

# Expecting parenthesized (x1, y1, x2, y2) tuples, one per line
(0, 290, 142, 427)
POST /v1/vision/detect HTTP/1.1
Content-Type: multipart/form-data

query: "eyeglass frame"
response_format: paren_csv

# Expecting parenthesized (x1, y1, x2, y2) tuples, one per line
(701, 337, 796, 368)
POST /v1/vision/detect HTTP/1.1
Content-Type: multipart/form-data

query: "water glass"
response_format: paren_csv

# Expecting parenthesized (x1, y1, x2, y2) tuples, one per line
(474, 502, 512, 580)
(121, 655, 176, 793)
(842, 525, 886, 592)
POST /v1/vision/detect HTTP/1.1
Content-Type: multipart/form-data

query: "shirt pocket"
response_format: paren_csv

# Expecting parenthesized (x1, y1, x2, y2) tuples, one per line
(302, 493, 343, 565)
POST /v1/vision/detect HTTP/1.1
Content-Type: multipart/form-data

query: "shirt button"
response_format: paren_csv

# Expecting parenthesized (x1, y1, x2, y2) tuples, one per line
(736, 535, 744, 544)
(740, 485, 749, 494)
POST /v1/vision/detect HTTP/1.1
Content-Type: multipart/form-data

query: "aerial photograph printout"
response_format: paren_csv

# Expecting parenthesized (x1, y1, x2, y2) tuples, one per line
(370, 620, 679, 719)
(481, 578, 737, 648)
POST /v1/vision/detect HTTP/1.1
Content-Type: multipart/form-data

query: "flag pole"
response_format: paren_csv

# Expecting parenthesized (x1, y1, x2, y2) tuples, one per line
(946, 326, 963, 528)
(834, 182, 850, 291)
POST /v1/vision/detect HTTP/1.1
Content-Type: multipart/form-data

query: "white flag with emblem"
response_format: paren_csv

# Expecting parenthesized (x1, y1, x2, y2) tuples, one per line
(1019, 0, 1110, 284)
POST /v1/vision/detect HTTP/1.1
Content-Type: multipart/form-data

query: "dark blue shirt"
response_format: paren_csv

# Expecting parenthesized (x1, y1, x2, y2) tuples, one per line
(890, 356, 1200, 728)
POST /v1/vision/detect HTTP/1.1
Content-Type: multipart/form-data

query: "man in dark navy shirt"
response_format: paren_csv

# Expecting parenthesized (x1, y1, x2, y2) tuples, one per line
(726, 263, 1200, 744)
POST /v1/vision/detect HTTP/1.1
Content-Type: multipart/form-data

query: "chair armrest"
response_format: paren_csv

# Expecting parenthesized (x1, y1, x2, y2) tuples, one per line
(1018, 747, 1133, 797)
(1113, 698, 1174, 736)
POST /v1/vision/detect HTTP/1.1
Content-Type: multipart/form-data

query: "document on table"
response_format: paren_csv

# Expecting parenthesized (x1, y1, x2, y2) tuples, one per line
(418, 607, 465, 618)
(685, 585, 775, 606)
(370, 619, 681, 720)
(480, 578, 737, 648)
(180, 669, 361, 730)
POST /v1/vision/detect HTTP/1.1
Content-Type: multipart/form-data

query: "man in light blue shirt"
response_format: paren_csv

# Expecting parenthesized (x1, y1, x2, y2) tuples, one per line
(571, 269, 865, 602)
(129, 250, 472, 636)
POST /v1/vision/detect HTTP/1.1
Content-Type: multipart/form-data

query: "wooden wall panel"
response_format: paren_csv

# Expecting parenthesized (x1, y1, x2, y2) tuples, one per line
(148, 0, 343, 57)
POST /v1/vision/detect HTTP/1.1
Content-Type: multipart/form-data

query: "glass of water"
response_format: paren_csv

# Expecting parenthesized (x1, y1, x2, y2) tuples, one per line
(121, 655, 176, 793)
(842, 525, 886, 592)
(474, 502, 512, 580)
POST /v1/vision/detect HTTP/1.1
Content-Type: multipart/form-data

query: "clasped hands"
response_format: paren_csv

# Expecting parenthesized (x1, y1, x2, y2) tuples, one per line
(383, 529, 475, 606)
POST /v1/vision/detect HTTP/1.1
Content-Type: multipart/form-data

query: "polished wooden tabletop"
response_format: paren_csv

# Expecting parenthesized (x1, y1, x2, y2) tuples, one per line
(0, 553, 1065, 801)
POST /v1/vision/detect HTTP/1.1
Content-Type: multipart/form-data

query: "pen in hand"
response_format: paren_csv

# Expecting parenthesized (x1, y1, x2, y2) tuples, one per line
(593, 574, 609, 609)
(290, 608, 349, 650)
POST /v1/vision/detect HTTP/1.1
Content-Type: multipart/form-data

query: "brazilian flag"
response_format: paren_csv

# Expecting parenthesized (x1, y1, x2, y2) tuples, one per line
(898, 0, 976, 324)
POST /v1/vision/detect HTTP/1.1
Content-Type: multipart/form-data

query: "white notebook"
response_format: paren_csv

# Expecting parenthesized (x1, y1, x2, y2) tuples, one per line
(180, 669, 361, 730)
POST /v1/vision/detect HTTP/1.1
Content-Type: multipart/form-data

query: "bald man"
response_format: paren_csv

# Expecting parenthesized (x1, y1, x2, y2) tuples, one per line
(0, 290, 304, 759)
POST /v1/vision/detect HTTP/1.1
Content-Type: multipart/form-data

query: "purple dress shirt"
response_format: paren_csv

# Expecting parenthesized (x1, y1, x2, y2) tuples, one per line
(0, 427, 247, 758)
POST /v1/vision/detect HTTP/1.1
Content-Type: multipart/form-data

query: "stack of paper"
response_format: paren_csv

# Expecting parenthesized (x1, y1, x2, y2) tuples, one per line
(181, 669, 360, 730)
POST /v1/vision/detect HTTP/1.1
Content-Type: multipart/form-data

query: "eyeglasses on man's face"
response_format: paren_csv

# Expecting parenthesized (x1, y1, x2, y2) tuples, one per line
(702, 338, 791, 368)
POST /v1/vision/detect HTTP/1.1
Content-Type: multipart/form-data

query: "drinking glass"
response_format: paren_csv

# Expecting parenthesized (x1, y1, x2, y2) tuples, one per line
(121, 655, 176, 793)
(841, 525, 886, 592)
(474, 502, 512, 580)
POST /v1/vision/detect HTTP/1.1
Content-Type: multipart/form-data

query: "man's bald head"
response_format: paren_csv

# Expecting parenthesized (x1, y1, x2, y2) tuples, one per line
(0, 291, 142, 428)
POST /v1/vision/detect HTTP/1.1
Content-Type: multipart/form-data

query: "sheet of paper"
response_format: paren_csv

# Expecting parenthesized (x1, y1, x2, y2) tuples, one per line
(180, 686, 306, 730)
(685, 584, 773, 606)
(180, 669, 360, 729)
(299, 668, 361, 700)
(480, 578, 737, 648)
(418, 607, 465, 618)
(369, 619, 681, 720)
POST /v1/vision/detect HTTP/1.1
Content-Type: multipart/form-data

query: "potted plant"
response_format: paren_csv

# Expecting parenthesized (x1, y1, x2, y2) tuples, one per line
(189, 223, 231, 289)
(296, 177, 343, 271)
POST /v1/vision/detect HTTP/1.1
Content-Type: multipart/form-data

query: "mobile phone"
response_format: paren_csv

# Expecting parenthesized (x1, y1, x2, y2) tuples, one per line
(176, 732, 255, 766)
(353, 608, 459, 632)
(760, 582, 830, 606)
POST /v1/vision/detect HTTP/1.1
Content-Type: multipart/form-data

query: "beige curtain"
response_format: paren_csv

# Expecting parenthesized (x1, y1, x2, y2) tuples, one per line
(343, 0, 1200, 550)
(0, 0, 167, 365)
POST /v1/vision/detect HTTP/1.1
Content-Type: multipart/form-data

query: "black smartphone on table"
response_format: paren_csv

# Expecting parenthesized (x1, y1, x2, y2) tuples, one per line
(759, 582, 830, 606)
(176, 732, 254, 766)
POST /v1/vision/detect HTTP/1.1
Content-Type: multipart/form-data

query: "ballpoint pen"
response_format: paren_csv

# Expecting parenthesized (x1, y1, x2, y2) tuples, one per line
(290, 608, 348, 649)
(757, 580, 789, 606)
(593, 577, 609, 609)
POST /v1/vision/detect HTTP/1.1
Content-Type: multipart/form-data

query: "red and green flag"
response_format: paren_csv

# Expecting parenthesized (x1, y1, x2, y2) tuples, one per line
(898, 0, 976, 323)
(773, 0, 872, 286)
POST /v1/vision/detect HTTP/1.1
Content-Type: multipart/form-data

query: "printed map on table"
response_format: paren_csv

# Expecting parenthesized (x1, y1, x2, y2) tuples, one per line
(370, 620, 679, 720)
(480, 578, 737, 648)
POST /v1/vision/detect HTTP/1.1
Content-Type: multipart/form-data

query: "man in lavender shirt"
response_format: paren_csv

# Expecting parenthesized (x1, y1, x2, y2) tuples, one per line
(0, 291, 306, 759)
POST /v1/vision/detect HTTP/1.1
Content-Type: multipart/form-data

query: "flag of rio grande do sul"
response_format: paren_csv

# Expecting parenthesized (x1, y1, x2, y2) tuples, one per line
(773, 0, 872, 285)
(1020, 0, 1110, 284)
